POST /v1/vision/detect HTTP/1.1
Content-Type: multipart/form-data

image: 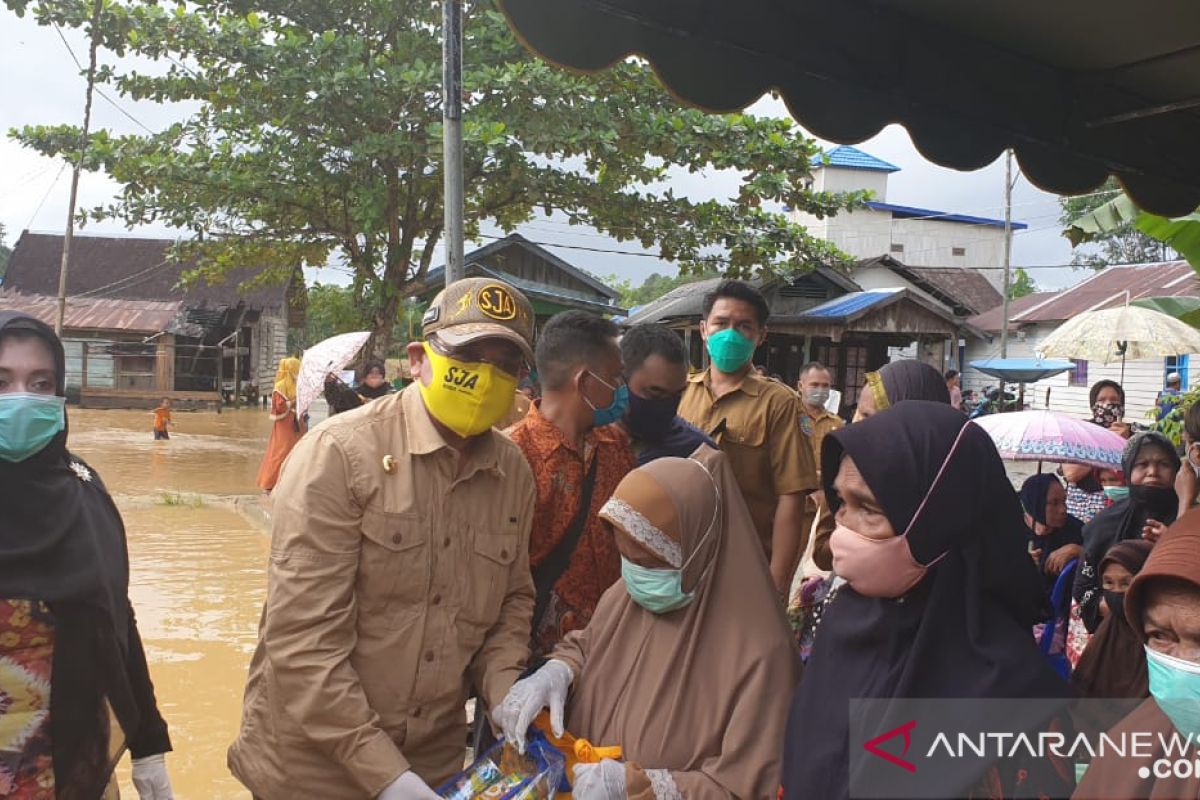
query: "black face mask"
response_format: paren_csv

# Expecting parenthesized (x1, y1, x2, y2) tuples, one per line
(1104, 590, 1127, 625)
(1130, 484, 1180, 518)
(625, 389, 680, 442)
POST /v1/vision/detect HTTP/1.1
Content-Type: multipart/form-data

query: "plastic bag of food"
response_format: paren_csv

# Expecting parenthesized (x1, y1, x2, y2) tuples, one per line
(439, 730, 566, 800)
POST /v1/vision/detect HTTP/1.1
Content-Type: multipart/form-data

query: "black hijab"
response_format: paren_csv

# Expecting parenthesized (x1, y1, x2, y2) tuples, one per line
(0, 312, 127, 633)
(1019, 473, 1085, 579)
(357, 360, 391, 399)
(783, 402, 1069, 800)
(0, 312, 166, 794)
(1075, 432, 1181, 632)
(878, 359, 952, 406)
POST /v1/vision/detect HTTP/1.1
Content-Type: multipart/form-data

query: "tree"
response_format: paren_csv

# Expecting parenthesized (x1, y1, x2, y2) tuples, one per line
(604, 270, 720, 310)
(1060, 178, 1175, 268)
(7, 0, 865, 358)
(1007, 267, 1037, 300)
(0, 223, 10, 280)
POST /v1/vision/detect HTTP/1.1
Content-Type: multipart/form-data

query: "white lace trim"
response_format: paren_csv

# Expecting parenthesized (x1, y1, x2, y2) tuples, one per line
(599, 498, 682, 567)
(646, 769, 682, 800)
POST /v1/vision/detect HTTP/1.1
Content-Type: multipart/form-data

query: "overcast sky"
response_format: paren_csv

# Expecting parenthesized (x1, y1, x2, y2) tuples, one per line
(1, 13, 1093, 293)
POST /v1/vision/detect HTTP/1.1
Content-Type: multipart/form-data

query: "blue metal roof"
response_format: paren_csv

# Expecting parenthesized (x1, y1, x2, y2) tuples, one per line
(802, 289, 901, 319)
(811, 145, 900, 173)
(866, 201, 1029, 230)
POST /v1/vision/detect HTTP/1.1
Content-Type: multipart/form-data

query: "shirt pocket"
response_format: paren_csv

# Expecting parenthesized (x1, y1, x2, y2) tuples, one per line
(359, 509, 428, 616)
(464, 528, 520, 626)
(721, 411, 766, 448)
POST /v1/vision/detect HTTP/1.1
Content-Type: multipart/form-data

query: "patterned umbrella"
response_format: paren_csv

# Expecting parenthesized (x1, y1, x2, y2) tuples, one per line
(1037, 304, 1200, 365)
(972, 410, 1127, 470)
(296, 331, 371, 418)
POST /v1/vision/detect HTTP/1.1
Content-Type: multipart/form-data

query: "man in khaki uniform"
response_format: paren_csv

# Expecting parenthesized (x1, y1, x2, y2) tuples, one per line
(229, 278, 538, 800)
(796, 361, 844, 572)
(677, 280, 817, 596)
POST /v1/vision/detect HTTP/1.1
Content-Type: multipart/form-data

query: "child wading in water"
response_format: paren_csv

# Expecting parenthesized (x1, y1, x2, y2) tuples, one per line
(153, 398, 172, 440)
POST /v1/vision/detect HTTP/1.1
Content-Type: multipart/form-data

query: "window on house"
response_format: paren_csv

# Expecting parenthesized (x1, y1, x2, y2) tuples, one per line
(1165, 354, 1190, 388)
(890, 242, 904, 254)
(1069, 359, 1089, 387)
(952, 246, 966, 256)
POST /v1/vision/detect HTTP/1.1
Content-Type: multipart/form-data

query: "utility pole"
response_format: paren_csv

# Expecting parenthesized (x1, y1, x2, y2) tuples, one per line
(999, 149, 1014, 359)
(442, 0, 465, 287)
(55, 0, 104, 335)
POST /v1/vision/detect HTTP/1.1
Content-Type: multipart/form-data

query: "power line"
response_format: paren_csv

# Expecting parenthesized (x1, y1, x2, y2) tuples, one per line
(52, 22, 156, 134)
(474, 232, 1105, 272)
(74, 256, 173, 298)
(22, 163, 67, 232)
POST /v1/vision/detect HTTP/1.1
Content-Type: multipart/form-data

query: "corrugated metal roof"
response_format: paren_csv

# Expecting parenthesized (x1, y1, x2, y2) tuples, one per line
(3, 232, 291, 310)
(428, 233, 621, 301)
(866, 201, 1029, 230)
(969, 292, 1057, 333)
(0, 291, 182, 334)
(812, 145, 899, 173)
(801, 289, 901, 319)
(1013, 262, 1200, 324)
(621, 277, 731, 326)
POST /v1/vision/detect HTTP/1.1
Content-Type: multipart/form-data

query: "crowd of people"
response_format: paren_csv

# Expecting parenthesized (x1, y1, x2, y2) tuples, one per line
(3, 275, 1200, 800)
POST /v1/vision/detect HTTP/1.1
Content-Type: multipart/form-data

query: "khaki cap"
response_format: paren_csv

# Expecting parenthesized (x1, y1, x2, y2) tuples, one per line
(422, 277, 535, 363)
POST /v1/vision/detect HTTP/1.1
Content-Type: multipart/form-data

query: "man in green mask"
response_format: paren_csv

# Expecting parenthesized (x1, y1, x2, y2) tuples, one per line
(678, 280, 817, 597)
(230, 278, 539, 800)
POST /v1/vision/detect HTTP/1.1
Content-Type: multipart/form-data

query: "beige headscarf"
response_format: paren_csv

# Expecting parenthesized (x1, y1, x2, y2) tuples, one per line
(551, 446, 800, 800)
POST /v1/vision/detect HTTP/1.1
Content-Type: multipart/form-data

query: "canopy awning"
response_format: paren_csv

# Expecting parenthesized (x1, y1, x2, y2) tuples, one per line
(968, 358, 1077, 383)
(497, 0, 1200, 216)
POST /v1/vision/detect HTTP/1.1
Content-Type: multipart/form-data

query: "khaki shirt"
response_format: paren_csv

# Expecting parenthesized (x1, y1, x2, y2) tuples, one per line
(800, 406, 844, 482)
(800, 407, 843, 572)
(229, 386, 536, 799)
(678, 371, 817, 554)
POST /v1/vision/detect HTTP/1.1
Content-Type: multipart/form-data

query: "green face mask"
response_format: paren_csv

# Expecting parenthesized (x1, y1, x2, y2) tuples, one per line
(1103, 485, 1130, 502)
(1146, 646, 1200, 739)
(0, 393, 66, 462)
(705, 328, 756, 374)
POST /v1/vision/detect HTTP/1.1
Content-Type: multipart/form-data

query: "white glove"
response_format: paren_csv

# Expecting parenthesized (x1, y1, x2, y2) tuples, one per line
(377, 770, 442, 800)
(572, 759, 626, 800)
(131, 753, 174, 800)
(492, 659, 574, 753)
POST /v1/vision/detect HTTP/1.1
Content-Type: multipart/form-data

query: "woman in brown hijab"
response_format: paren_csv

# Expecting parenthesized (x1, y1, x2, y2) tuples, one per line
(1074, 507, 1200, 799)
(494, 447, 800, 799)
(1072, 539, 1153, 700)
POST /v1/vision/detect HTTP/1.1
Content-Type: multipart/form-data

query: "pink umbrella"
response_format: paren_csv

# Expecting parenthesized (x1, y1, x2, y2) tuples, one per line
(972, 410, 1127, 470)
(296, 331, 371, 418)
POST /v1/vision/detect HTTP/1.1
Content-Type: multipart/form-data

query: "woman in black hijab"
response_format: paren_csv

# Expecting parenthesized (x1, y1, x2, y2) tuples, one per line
(1072, 431, 1181, 633)
(854, 360, 952, 421)
(0, 312, 173, 798)
(782, 402, 1070, 800)
(1019, 473, 1084, 602)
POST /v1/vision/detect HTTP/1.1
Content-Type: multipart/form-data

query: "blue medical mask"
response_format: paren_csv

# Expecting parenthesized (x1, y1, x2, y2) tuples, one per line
(0, 392, 66, 463)
(621, 478, 720, 614)
(583, 371, 629, 428)
(1103, 485, 1130, 502)
(1146, 646, 1200, 739)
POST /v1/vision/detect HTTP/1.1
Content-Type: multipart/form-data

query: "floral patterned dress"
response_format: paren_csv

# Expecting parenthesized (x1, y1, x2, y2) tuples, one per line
(0, 600, 55, 799)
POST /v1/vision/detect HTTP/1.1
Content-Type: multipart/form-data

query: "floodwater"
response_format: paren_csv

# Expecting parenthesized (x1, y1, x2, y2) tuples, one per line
(68, 408, 273, 799)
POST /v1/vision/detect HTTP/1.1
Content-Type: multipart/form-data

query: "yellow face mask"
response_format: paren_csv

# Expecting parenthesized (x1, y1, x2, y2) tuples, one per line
(417, 342, 518, 438)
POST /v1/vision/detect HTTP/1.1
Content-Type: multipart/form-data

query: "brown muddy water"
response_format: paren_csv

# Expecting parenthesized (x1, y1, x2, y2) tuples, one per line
(68, 408, 273, 799)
